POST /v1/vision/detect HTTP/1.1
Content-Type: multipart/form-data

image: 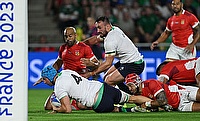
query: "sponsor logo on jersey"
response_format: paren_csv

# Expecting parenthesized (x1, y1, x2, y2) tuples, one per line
(181, 19, 185, 24)
(75, 50, 80, 56)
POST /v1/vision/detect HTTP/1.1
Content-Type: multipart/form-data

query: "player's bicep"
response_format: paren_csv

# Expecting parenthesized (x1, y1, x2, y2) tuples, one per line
(164, 29, 171, 36)
(193, 23, 200, 35)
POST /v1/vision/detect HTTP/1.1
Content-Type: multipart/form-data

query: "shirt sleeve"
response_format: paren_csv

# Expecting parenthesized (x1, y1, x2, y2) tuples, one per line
(188, 13, 199, 28)
(104, 33, 117, 56)
(148, 80, 164, 97)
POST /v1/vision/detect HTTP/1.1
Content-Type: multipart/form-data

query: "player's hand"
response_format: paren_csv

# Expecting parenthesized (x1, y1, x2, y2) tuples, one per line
(162, 104, 173, 112)
(184, 44, 194, 54)
(80, 58, 91, 66)
(80, 72, 91, 78)
(48, 110, 57, 114)
(33, 78, 43, 86)
(150, 41, 159, 50)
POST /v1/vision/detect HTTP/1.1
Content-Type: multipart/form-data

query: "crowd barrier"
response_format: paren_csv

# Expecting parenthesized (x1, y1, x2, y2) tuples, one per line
(29, 51, 200, 89)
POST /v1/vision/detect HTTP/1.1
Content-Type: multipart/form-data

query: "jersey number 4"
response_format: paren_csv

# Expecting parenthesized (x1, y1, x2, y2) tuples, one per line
(71, 74, 82, 84)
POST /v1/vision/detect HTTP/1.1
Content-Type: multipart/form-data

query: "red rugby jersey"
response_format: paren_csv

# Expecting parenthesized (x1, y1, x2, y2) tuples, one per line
(142, 79, 180, 109)
(166, 10, 199, 48)
(160, 58, 198, 84)
(58, 42, 95, 73)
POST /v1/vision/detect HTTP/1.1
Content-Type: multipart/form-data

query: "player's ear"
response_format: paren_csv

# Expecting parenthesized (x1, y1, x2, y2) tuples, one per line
(181, 2, 183, 8)
(105, 24, 111, 32)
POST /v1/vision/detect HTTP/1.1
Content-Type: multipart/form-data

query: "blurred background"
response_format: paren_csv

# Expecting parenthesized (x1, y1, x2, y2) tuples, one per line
(28, 0, 200, 89)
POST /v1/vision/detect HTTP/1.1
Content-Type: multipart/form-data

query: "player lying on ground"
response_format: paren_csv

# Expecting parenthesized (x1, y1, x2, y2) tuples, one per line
(38, 65, 152, 113)
(125, 73, 200, 112)
(156, 57, 200, 87)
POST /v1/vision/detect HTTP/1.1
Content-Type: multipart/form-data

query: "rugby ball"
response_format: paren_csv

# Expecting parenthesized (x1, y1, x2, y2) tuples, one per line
(50, 95, 61, 107)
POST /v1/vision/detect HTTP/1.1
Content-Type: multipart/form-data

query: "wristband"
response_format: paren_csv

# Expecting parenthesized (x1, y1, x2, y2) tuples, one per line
(145, 101, 151, 108)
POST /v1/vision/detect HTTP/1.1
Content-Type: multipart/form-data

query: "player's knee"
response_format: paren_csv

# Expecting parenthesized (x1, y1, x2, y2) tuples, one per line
(104, 75, 116, 86)
(104, 75, 114, 85)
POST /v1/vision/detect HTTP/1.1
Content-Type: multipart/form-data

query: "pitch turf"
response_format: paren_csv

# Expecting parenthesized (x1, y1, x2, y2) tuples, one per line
(28, 89, 200, 121)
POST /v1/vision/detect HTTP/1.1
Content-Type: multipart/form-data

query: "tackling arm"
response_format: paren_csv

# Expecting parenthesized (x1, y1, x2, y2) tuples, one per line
(128, 95, 152, 104)
(144, 91, 173, 111)
(91, 55, 114, 76)
(82, 35, 104, 45)
(52, 96, 72, 113)
(80, 56, 100, 70)
(53, 58, 63, 71)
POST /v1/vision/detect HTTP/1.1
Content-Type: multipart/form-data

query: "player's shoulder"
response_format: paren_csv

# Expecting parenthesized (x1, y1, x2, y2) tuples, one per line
(59, 44, 67, 51)
(144, 79, 161, 85)
(143, 79, 162, 88)
(183, 10, 195, 16)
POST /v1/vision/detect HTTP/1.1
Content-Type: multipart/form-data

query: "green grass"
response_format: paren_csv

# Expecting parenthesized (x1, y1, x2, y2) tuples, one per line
(28, 89, 200, 121)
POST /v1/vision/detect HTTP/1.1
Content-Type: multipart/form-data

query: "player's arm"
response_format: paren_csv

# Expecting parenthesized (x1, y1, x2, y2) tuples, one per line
(143, 91, 172, 111)
(158, 75, 169, 84)
(192, 23, 200, 45)
(128, 95, 152, 104)
(151, 29, 171, 50)
(82, 35, 104, 45)
(80, 56, 100, 69)
(185, 23, 200, 53)
(53, 96, 72, 113)
(90, 55, 114, 76)
(153, 91, 168, 107)
(53, 58, 63, 71)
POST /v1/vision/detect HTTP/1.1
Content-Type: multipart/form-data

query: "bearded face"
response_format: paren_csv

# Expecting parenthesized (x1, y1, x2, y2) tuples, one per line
(171, 0, 183, 14)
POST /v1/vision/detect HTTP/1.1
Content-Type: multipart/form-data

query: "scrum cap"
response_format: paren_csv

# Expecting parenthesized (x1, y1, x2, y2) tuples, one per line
(125, 73, 142, 87)
(41, 65, 57, 84)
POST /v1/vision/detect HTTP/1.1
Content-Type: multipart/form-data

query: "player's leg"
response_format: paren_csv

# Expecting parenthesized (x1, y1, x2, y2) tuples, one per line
(195, 88, 200, 101)
(103, 64, 117, 80)
(104, 69, 124, 86)
(192, 102, 200, 111)
(178, 88, 199, 111)
(195, 57, 200, 87)
(44, 92, 54, 110)
(165, 44, 181, 60)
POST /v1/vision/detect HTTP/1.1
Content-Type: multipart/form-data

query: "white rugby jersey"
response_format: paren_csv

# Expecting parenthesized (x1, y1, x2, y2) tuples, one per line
(54, 70, 103, 107)
(104, 26, 143, 63)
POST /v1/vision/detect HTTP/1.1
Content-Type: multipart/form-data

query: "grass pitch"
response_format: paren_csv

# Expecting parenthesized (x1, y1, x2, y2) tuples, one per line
(28, 89, 200, 121)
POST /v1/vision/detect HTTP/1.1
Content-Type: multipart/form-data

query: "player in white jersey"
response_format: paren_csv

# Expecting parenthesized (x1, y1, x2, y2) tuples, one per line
(82, 16, 144, 94)
(39, 65, 151, 113)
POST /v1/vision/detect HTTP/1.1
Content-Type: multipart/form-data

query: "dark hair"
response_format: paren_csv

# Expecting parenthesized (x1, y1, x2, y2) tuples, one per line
(171, 0, 182, 3)
(156, 61, 170, 75)
(95, 16, 110, 24)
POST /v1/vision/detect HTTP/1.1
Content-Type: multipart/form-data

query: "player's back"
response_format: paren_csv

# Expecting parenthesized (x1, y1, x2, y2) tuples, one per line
(54, 69, 102, 107)
(160, 58, 197, 84)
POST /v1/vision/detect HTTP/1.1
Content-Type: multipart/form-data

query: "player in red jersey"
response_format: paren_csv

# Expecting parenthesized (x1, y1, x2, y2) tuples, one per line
(125, 73, 200, 112)
(151, 0, 200, 60)
(33, 27, 100, 110)
(156, 57, 200, 87)
(53, 27, 99, 74)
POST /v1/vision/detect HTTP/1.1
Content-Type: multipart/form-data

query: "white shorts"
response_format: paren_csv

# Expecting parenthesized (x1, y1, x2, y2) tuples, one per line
(178, 85, 198, 111)
(166, 43, 196, 60)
